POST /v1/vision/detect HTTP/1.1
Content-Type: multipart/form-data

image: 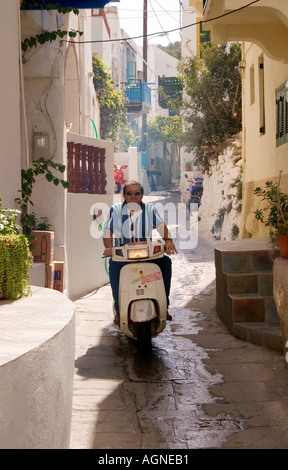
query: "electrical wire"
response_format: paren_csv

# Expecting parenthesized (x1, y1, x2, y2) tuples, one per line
(64, 0, 261, 44)
(149, 0, 177, 50)
(149, 0, 180, 54)
(153, 0, 182, 23)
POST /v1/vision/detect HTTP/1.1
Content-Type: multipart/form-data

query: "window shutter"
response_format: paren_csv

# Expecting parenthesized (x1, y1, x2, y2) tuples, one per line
(276, 82, 288, 147)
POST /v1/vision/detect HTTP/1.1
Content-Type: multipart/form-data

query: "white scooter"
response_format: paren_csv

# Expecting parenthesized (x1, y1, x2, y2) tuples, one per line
(112, 239, 167, 354)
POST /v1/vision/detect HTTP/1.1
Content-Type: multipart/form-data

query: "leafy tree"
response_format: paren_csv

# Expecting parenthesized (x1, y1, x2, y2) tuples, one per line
(92, 53, 136, 150)
(178, 42, 242, 173)
(147, 114, 182, 161)
(157, 41, 181, 60)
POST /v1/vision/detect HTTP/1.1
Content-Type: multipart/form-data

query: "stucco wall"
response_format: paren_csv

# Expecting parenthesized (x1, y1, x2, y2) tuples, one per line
(240, 43, 288, 238)
(0, 287, 75, 449)
(0, 0, 22, 208)
(67, 193, 112, 299)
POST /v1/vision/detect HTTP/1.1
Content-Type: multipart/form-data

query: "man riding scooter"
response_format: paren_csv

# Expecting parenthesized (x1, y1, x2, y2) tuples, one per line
(102, 180, 177, 325)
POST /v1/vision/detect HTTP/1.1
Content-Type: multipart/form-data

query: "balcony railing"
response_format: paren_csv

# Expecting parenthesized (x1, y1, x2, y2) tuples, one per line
(67, 141, 107, 194)
(122, 79, 151, 113)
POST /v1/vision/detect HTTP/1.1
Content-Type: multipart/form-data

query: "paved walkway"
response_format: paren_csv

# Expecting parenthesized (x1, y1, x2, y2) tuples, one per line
(70, 191, 288, 450)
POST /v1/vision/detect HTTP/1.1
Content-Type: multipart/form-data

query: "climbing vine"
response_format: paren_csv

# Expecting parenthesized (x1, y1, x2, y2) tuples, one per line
(20, 1, 83, 52)
(92, 53, 136, 149)
(15, 157, 69, 248)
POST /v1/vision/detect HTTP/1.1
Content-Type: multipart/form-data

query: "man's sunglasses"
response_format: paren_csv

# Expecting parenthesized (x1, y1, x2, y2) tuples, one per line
(125, 191, 142, 196)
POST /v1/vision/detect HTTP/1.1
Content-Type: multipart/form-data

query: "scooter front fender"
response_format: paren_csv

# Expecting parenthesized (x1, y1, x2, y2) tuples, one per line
(130, 299, 156, 322)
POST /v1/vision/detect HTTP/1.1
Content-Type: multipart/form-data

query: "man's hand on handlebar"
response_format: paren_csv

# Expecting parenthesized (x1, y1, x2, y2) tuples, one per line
(164, 239, 178, 255)
(103, 247, 113, 258)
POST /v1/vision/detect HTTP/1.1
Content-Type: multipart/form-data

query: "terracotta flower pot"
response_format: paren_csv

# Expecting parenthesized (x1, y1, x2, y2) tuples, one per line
(277, 234, 288, 258)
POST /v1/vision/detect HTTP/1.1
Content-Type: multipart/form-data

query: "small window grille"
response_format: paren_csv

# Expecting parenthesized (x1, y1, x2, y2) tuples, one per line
(276, 81, 288, 147)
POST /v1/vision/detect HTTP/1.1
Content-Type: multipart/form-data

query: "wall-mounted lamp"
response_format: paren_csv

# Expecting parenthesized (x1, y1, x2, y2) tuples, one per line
(33, 133, 50, 159)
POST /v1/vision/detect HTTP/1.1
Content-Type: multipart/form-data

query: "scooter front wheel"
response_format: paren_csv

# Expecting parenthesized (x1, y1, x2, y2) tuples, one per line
(137, 321, 152, 355)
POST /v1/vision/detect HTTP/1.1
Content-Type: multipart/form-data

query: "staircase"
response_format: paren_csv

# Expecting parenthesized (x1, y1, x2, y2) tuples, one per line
(214, 238, 283, 352)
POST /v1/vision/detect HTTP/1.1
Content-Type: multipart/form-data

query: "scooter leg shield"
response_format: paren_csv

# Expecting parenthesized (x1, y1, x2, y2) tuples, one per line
(118, 262, 167, 337)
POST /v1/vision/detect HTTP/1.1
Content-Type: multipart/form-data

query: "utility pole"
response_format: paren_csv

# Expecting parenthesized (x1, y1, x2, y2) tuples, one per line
(141, 0, 147, 152)
(143, 0, 147, 83)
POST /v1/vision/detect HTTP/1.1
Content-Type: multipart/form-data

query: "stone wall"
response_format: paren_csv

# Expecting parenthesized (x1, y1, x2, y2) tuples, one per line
(199, 133, 242, 242)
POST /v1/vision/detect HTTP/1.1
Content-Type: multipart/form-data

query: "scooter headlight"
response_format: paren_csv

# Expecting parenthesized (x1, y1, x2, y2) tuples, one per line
(128, 248, 149, 259)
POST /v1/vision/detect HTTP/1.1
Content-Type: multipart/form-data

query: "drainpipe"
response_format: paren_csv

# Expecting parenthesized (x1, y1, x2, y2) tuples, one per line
(18, 0, 30, 170)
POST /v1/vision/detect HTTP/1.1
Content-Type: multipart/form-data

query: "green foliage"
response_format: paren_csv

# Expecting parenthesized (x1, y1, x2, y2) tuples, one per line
(92, 53, 136, 149)
(0, 199, 21, 236)
(0, 200, 32, 299)
(20, 1, 82, 52)
(147, 114, 182, 146)
(178, 42, 242, 173)
(33, 215, 51, 230)
(231, 224, 239, 240)
(15, 157, 69, 248)
(157, 41, 181, 60)
(254, 171, 288, 242)
(230, 173, 243, 201)
(211, 206, 226, 238)
(20, 0, 79, 13)
(0, 234, 32, 300)
(147, 114, 183, 163)
(21, 29, 83, 53)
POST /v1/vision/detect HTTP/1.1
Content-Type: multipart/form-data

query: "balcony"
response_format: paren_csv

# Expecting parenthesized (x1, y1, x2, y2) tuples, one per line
(202, 0, 288, 62)
(122, 79, 151, 115)
(158, 76, 183, 110)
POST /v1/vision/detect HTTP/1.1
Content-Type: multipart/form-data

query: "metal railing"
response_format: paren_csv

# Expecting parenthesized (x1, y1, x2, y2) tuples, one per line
(123, 79, 151, 105)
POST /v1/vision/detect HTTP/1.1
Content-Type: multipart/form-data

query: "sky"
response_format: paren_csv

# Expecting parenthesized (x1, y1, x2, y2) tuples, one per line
(112, 0, 182, 46)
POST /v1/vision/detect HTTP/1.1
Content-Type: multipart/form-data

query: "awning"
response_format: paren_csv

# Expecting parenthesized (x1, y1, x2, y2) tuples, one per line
(21, 0, 116, 10)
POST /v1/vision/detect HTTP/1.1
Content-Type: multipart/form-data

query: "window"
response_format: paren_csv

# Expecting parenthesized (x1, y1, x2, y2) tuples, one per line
(276, 81, 288, 147)
(259, 55, 265, 134)
(126, 48, 136, 82)
(250, 65, 255, 105)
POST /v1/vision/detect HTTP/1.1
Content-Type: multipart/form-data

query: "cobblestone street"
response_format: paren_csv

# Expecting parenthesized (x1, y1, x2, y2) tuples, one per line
(70, 190, 288, 450)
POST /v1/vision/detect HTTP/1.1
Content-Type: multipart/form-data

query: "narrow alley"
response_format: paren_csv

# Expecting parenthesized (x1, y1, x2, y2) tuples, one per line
(70, 190, 288, 450)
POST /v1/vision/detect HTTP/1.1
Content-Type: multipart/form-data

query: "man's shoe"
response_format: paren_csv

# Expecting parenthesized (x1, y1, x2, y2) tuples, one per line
(167, 312, 173, 321)
(113, 314, 120, 326)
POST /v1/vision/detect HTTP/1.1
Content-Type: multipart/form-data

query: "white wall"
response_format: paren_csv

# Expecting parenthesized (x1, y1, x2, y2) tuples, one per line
(66, 133, 114, 299)
(0, 287, 75, 449)
(67, 193, 111, 299)
(0, 0, 22, 208)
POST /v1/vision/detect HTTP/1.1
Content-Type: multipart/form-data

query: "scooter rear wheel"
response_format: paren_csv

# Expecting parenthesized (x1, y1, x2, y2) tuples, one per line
(137, 322, 152, 355)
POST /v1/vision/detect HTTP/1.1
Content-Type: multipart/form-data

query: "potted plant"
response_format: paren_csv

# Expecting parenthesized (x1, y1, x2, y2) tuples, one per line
(254, 171, 288, 257)
(0, 198, 32, 300)
(184, 161, 192, 171)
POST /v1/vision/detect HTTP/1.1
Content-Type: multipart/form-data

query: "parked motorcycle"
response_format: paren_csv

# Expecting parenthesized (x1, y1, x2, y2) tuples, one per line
(187, 178, 203, 211)
(112, 239, 167, 354)
(114, 164, 128, 193)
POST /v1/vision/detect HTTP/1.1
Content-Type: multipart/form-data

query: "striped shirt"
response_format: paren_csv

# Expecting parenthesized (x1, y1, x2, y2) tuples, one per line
(104, 201, 163, 246)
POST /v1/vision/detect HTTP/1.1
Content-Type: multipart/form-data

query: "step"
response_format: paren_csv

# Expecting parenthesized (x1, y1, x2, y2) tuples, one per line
(233, 322, 283, 353)
(215, 238, 274, 273)
(229, 293, 279, 323)
(225, 271, 273, 295)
